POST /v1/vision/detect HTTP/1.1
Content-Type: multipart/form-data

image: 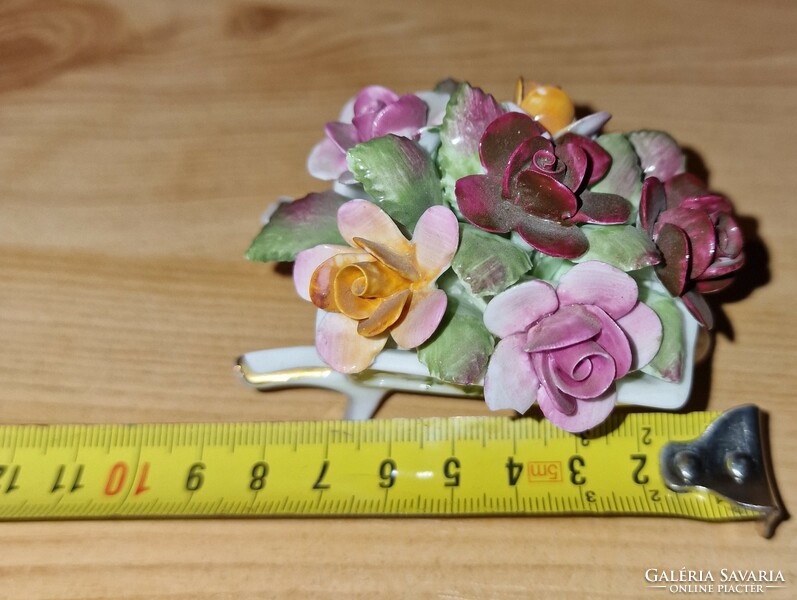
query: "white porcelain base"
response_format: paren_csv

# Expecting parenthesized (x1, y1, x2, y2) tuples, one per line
(236, 301, 700, 420)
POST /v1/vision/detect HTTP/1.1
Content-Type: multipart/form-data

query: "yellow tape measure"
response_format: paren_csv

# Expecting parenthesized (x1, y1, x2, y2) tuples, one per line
(0, 407, 783, 534)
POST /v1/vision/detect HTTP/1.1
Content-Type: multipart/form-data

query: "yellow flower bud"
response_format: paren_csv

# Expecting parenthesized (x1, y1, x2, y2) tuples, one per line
(515, 77, 576, 134)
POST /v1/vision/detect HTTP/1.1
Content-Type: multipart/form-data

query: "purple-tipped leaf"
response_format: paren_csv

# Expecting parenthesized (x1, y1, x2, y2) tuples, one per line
(575, 224, 661, 271)
(452, 224, 533, 298)
(628, 130, 686, 181)
(346, 135, 443, 229)
(638, 289, 684, 382)
(246, 191, 349, 263)
(438, 83, 506, 207)
(590, 133, 644, 212)
(417, 282, 495, 385)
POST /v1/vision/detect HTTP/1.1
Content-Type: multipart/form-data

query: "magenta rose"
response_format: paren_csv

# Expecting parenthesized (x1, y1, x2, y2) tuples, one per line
(307, 85, 448, 182)
(640, 173, 745, 326)
(454, 112, 631, 259)
(482, 261, 662, 432)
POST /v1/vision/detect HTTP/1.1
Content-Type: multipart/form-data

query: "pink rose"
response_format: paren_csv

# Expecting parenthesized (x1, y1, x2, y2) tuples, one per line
(483, 262, 662, 432)
(307, 86, 448, 182)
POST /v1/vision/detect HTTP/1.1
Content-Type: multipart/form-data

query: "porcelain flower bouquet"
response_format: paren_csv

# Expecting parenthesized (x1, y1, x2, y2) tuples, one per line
(245, 79, 745, 432)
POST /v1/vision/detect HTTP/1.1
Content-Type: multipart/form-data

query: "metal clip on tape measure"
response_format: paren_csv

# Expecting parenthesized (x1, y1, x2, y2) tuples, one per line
(0, 406, 784, 536)
(660, 405, 784, 537)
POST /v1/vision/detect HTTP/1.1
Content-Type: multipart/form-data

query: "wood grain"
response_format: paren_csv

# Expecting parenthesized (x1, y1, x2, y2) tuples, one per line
(0, 0, 795, 597)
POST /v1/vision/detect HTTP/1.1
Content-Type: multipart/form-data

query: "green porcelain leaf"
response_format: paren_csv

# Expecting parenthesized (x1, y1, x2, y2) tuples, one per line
(245, 191, 348, 263)
(437, 83, 505, 212)
(452, 225, 532, 297)
(346, 135, 442, 230)
(575, 224, 661, 271)
(639, 288, 684, 382)
(418, 274, 494, 385)
(530, 253, 574, 283)
(591, 133, 644, 216)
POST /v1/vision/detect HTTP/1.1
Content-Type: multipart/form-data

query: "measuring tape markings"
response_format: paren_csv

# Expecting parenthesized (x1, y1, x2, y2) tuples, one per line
(0, 414, 760, 521)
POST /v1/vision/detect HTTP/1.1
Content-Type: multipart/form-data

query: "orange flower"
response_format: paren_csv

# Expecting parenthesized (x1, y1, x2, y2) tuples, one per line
(294, 200, 459, 373)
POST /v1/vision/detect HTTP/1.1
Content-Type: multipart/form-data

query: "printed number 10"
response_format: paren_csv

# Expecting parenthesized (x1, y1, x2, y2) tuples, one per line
(104, 462, 150, 496)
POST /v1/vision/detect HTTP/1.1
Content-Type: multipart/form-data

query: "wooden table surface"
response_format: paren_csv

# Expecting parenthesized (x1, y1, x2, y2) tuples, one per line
(1, 0, 795, 597)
